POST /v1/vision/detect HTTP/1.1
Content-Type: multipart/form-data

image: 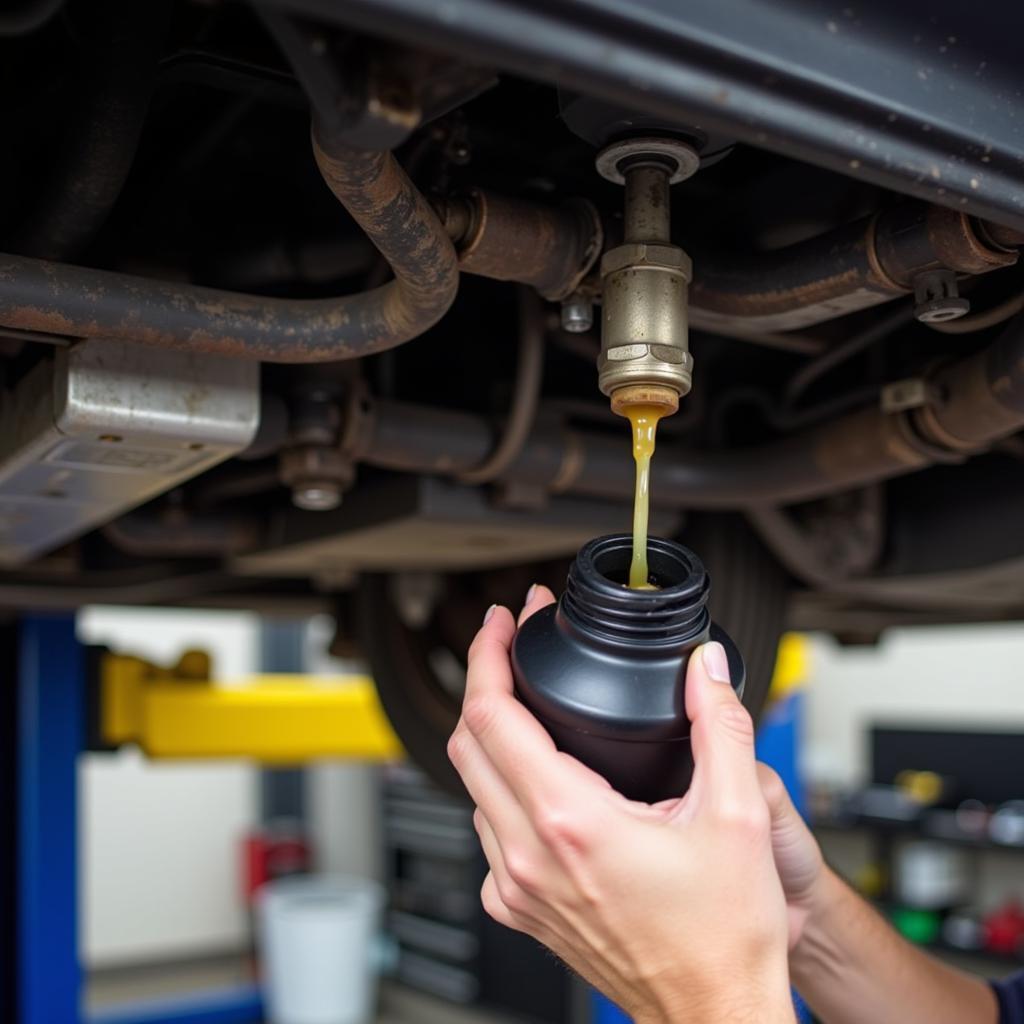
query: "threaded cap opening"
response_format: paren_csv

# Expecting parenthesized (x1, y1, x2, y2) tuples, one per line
(560, 534, 710, 647)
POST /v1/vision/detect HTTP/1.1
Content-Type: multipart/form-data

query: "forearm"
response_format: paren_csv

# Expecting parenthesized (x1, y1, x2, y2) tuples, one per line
(791, 868, 998, 1024)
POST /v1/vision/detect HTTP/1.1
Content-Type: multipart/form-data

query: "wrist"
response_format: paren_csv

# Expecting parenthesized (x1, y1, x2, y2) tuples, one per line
(635, 956, 794, 1024)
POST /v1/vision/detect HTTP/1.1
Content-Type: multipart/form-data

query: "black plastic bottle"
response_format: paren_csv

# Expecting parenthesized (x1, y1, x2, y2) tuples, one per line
(511, 534, 745, 803)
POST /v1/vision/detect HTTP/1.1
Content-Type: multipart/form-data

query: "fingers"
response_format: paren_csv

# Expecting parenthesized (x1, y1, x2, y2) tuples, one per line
(757, 761, 805, 848)
(685, 641, 762, 810)
(447, 722, 529, 836)
(757, 763, 792, 824)
(480, 871, 518, 931)
(466, 603, 517, 699)
(474, 810, 548, 932)
(517, 583, 556, 627)
(463, 597, 593, 814)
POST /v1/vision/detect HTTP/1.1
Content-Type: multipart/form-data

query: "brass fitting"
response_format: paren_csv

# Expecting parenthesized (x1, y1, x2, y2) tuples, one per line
(599, 241, 693, 399)
(595, 137, 698, 406)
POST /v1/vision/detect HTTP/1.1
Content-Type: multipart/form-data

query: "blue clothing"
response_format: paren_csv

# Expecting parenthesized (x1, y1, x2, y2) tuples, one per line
(994, 972, 1024, 1023)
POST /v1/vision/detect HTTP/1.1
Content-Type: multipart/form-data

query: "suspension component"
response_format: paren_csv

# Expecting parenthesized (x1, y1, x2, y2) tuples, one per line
(595, 137, 699, 417)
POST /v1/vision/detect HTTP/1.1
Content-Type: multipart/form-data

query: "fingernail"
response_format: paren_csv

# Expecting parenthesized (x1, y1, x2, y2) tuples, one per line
(702, 641, 731, 683)
(525, 583, 537, 605)
(483, 603, 498, 625)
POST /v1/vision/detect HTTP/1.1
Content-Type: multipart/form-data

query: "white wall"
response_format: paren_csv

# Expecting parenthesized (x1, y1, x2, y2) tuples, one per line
(802, 623, 1024, 790)
(303, 615, 383, 883)
(803, 622, 1024, 917)
(78, 607, 261, 968)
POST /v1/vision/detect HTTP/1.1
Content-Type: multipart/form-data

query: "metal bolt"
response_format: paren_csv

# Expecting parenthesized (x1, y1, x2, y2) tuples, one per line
(561, 292, 594, 333)
(292, 483, 342, 512)
(279, 443, 351, 511)
(914, 269, 970, 324)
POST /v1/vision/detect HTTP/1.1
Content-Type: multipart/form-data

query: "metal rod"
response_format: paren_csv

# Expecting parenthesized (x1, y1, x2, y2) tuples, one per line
(623, 164, 671, 244)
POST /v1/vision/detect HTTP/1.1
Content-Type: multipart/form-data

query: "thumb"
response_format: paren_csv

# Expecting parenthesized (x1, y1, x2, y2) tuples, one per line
(685, 641, 760, 808)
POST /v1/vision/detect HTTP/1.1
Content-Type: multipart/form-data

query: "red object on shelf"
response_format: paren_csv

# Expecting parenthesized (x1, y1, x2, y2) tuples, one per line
(983, 901, 1024, 955)
(242, 826, 312, 905)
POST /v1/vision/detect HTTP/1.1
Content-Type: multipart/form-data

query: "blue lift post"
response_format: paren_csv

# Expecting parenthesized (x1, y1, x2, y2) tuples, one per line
(10, 613, 265, 1024)
(16, 614, 84, 1024)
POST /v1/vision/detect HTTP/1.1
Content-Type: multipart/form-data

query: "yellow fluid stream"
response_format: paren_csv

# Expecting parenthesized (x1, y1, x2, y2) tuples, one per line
(625, 403, 666, 589)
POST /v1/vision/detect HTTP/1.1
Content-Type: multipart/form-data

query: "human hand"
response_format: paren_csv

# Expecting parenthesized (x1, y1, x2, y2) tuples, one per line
(448, 586, 795, 1024)
(757, 763, 827, 953)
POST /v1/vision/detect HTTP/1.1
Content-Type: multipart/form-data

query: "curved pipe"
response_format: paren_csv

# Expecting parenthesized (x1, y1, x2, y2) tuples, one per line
(458, 288, 545, 484)
(0, 129, 458, 361)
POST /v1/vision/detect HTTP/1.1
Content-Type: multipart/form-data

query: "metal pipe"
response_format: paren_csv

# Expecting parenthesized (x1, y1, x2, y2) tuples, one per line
(1, 163, 1018, 355)
(102, 512, 261, 557)
(436, 189, 602, 301)
(458, 288, 545, 484)
(913, 312, 1024, 452)
(689, 203, 1019, 333)
(927, 288, 1024, 335)
(0, 128, 458, 362)
(623, 164, 671, 244)
(357, 311, 1024, 508)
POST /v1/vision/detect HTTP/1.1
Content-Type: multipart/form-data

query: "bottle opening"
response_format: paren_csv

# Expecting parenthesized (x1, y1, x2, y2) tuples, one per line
(561, 534, 711, 647)
(590, 534, 701, 590)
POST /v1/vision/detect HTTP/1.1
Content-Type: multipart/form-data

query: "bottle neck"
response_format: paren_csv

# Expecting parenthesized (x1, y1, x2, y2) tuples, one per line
(559, 534, 710, 648)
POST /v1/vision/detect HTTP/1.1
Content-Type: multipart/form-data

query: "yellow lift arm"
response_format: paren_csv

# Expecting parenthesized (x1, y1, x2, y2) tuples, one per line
(99, 650, 403, 763)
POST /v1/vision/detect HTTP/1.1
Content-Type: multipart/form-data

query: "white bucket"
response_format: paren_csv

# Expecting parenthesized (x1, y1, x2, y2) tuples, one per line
(257, 875, 385, 1024)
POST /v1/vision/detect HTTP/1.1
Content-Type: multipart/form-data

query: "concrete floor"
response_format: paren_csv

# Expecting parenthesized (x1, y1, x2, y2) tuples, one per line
(87, 952, 519, 1023)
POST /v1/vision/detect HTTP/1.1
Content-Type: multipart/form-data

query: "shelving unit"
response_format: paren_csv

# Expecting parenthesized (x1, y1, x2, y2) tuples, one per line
(813, 813, 1024, 972)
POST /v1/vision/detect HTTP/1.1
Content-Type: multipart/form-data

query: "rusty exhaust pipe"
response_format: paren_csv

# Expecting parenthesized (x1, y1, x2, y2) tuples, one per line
(0, 126, 458, 362)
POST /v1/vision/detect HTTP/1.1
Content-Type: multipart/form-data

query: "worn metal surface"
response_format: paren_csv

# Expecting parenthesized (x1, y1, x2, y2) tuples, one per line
(0, 131, 458, 361)
(622, 164, 671, 243)
(438, 189, 602, 300)
(689, 201, 1019, 331)
(0, 339, 259, 565)
(599, 152, 694, 399)
(355, 312, 1024, 509)
(914, 308, 1024, 451)
(599, 241, 693, 396)
(271, 0, 1024, 230)
(875, 203, 1017, 286)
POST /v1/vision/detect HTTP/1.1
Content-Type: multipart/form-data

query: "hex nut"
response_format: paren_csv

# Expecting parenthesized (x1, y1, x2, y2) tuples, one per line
(600, 242, 693, 278)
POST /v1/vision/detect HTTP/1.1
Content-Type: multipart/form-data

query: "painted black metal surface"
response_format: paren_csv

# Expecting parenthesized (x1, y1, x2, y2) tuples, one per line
(270, 0, 1024, 229)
